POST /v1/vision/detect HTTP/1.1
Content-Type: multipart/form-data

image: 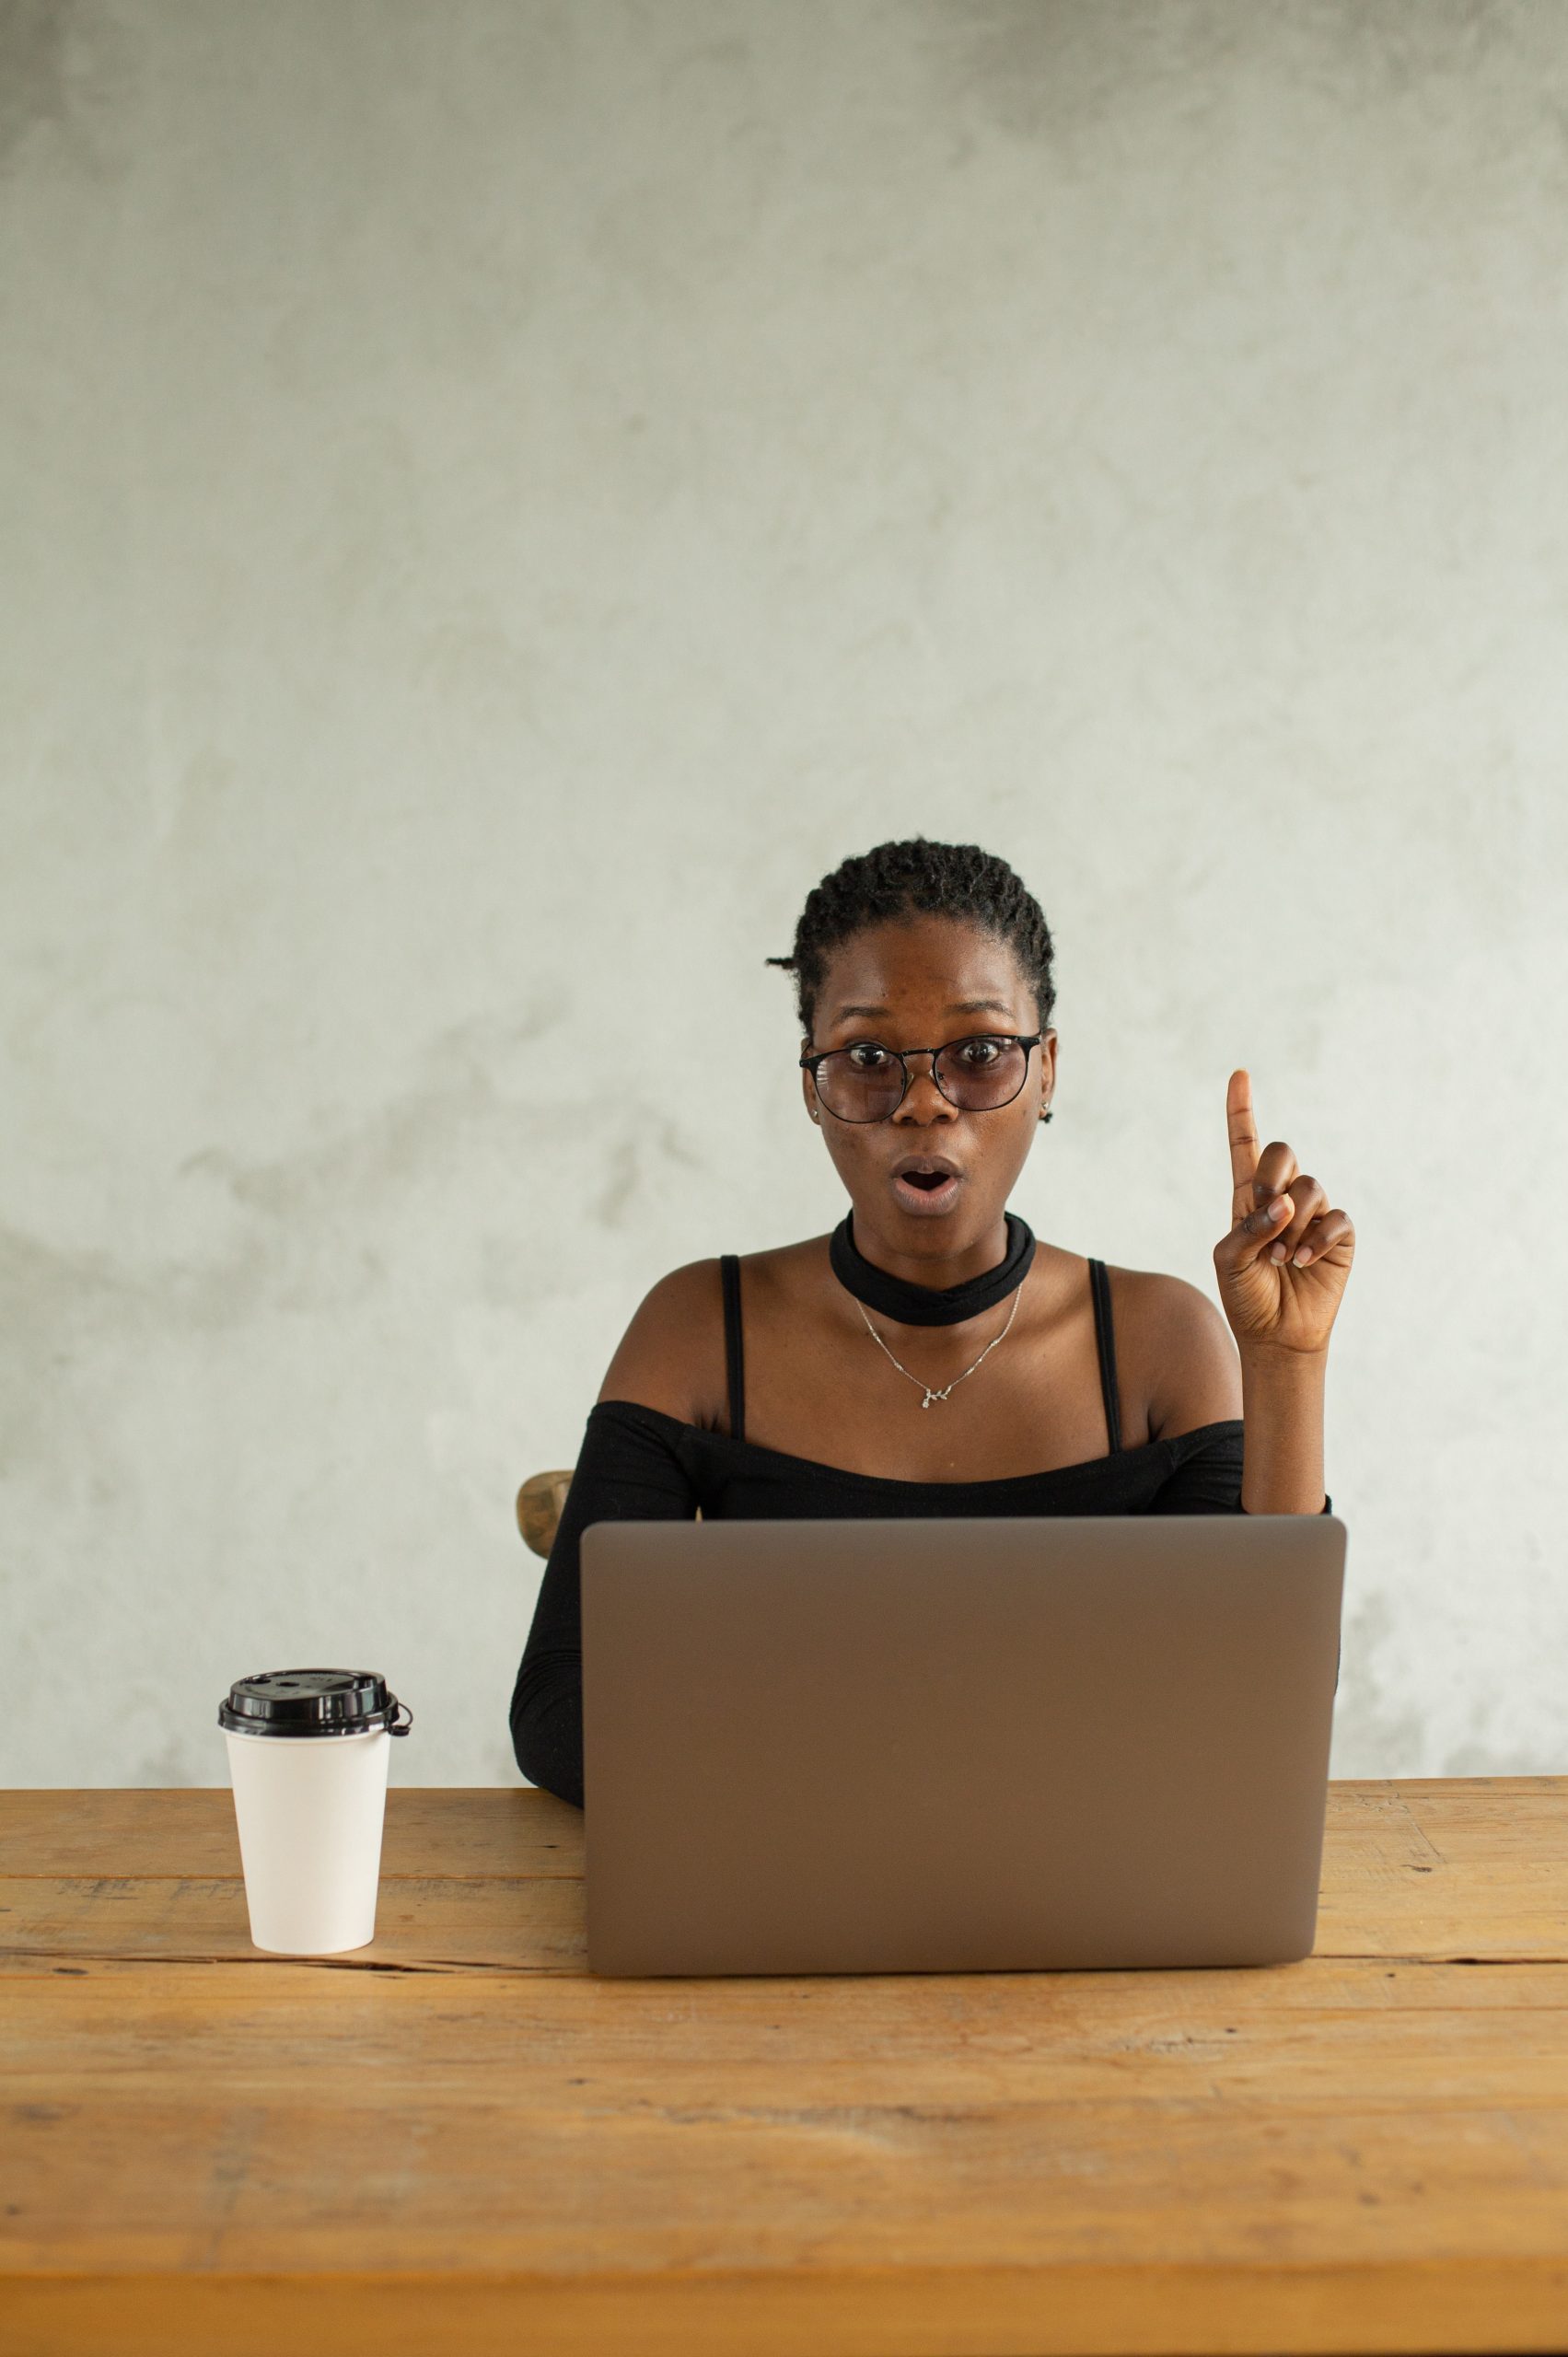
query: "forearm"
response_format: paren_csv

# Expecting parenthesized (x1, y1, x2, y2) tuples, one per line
(1239, 1346, 1327, 1514)
(510, 1654, 584, 1809)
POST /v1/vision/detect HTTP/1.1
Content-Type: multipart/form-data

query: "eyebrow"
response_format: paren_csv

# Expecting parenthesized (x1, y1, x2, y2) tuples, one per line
(830, 997, 1016, 1022)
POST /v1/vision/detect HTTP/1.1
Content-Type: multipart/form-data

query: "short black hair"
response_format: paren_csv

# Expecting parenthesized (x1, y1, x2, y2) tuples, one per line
(766, 836, 1056, 1042)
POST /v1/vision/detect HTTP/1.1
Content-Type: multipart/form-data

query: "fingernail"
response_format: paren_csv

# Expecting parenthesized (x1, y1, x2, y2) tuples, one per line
(1267, 1197, 1286, 1219)
(1293, 1245, 1311, 1265)
(1270, 1241, 1286, 1261)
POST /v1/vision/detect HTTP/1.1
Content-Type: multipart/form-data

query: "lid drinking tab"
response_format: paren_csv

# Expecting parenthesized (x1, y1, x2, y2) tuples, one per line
(217, 1668, 412, 1738)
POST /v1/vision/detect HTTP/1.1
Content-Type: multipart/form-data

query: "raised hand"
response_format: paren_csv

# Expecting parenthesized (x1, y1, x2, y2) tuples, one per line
(1215, 1069, 1354, 1355)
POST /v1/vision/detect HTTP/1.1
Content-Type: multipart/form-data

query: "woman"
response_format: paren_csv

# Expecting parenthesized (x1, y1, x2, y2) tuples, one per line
(510, 837, 1353, 1809)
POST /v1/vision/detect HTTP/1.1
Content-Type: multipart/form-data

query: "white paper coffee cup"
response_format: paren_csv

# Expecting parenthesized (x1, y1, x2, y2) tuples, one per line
(218, 1668, 412, 1955)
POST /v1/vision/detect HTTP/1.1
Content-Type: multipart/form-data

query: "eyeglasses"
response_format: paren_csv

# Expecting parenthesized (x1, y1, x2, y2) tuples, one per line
(800, 1032, 1042, 1123)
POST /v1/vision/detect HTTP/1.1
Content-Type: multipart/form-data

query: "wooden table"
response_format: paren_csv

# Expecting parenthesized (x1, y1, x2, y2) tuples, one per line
(4, 1781, 1568, 2356)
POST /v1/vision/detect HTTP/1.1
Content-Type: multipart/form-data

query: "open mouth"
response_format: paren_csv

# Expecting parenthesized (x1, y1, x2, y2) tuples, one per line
(890, 1159, 963, 1213)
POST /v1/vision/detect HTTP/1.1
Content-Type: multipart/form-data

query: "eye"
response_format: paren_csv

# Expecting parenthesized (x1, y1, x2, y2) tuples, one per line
(845, 1041, 895, 1070)
(954, 1036, 1005, 1068)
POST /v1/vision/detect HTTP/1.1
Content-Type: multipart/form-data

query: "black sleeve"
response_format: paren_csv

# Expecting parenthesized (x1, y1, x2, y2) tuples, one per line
(508, 1400, 700, 1811)
(1148, 1420, 1248, 1514)
(1151, 1419, 1335, 1517)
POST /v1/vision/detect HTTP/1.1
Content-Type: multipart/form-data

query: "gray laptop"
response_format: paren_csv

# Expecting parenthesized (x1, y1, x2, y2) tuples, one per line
(580, 1513, 1346, 1979)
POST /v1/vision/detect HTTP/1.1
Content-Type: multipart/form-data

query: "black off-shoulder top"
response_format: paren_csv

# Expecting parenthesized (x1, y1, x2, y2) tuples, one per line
(509, 1255, 1331, 1808)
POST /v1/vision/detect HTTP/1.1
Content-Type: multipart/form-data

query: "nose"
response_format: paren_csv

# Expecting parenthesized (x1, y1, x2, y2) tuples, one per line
(893, 1051, 956, 1122)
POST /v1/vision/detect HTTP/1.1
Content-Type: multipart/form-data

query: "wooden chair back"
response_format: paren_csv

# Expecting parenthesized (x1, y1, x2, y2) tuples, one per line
(517, 1470, 575, 1559)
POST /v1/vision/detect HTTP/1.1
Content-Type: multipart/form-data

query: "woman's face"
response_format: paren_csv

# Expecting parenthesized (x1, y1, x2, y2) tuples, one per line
(801, 912, 1057, 1259)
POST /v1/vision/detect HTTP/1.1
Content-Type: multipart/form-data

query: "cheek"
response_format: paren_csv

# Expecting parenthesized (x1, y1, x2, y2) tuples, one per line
(994, 1102, 1042, 1170)
(819, 1127, 884, 1192)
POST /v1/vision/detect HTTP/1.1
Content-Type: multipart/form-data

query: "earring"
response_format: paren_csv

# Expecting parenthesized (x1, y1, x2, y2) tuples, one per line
(1040, 1106, 1053, 1123)
(810, 1110, 820, 1123)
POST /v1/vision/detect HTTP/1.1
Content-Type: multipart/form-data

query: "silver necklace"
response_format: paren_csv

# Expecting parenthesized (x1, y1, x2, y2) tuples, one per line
(855, 1283, 1024, 1409)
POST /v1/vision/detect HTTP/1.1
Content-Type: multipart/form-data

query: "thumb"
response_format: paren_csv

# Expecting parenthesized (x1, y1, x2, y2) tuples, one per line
(1224, 1187, 1293, 1271)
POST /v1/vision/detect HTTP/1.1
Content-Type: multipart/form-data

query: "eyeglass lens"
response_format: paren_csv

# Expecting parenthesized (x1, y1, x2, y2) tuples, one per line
(812, 1038, 1029, 1122)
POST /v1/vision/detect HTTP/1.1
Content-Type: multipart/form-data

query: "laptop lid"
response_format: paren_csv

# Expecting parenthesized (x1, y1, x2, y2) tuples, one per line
(581, 1513, 1346, 1978)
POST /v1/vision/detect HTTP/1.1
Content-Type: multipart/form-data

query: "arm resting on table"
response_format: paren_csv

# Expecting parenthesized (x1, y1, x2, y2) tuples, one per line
(509, 1400, 699, 1810)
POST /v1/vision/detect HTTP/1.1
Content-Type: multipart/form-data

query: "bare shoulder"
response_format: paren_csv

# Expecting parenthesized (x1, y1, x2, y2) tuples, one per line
(1102, 1261, 1242, 1440)
(595, 1237, 830, 1428)
(596, 1257, 729, 1427)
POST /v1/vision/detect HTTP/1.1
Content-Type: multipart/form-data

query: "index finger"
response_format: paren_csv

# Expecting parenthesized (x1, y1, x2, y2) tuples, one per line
(1227, 1067, 1260, 1213)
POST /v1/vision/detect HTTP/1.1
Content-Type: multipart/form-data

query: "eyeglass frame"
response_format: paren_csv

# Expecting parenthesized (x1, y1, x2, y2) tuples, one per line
(798, 1031, 1044, 1123)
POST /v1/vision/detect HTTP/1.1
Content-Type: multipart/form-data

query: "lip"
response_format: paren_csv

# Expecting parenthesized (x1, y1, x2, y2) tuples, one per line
(889, 1155, 965, 1216)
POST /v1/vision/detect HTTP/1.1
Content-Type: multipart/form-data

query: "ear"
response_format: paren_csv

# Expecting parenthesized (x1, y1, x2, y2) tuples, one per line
(800, 1039, 820, 1122)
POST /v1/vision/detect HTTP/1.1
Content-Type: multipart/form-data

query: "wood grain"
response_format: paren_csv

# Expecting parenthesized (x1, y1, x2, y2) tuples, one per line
(4, 1782, 1568, 2355)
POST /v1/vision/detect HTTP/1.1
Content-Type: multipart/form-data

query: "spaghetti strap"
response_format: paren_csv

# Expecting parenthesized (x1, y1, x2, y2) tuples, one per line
(1087, 1257, 1122, 1456)
(719, 1254, 746, 1443)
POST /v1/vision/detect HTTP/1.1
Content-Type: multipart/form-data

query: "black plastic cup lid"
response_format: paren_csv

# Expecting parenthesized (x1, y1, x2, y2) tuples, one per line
(218, 1668, 412, 1739)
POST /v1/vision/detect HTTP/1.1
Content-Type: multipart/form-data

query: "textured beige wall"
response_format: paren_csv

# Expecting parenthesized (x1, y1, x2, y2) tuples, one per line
(4, 0, 1565, 1786)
